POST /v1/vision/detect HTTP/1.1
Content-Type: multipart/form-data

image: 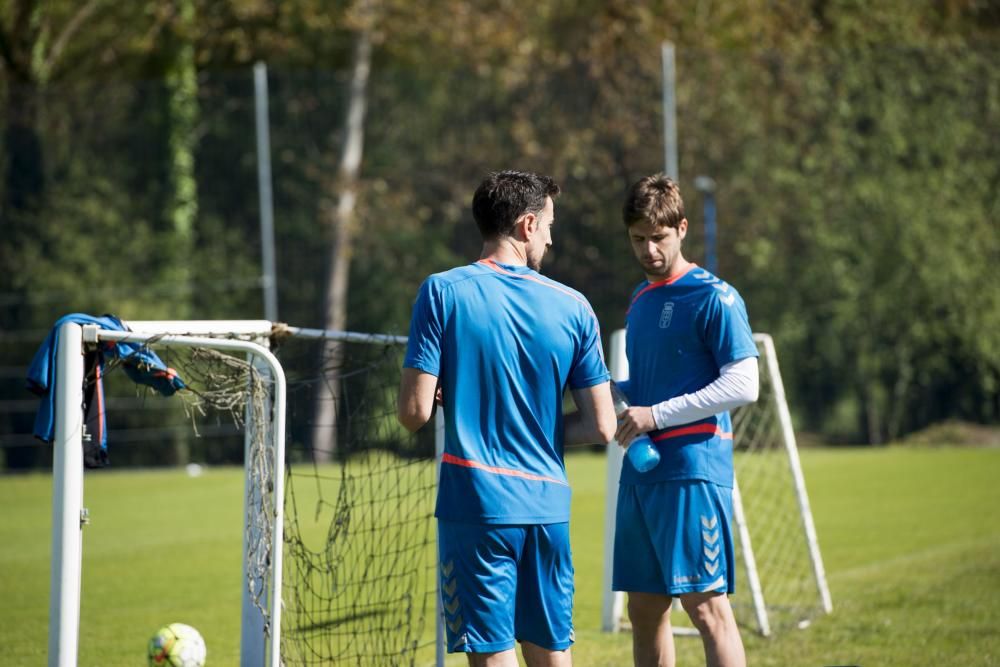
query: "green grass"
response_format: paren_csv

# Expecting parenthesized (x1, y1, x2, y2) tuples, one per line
(2, 446, 999, 666)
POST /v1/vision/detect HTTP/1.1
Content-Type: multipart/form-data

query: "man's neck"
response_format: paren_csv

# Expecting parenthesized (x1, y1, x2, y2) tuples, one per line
(646, 257, 692, 284)
(480, 239, 527, 266)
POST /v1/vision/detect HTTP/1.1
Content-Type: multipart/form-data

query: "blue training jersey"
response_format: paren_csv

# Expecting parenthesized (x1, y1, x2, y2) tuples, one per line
(621, 265, 758, 487)
(404, 260, 610, 524)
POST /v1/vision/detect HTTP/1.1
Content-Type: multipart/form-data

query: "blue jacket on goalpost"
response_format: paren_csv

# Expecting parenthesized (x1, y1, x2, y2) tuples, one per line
(26, 313, 186, 467)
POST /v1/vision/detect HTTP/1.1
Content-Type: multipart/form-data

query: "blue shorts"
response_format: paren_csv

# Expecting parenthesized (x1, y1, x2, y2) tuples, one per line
(437, 521, 574, 653)
(612, 480, 736, 596)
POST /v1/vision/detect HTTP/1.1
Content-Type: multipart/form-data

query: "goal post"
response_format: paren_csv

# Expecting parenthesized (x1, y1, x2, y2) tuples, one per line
(47, 321, 287, 667)
(46, 319, 443, 667)
(48, 322, 86, 667)
(752, 333, 833, 619)
(601, 329, 832, 636)
(600, 331, 626, 632)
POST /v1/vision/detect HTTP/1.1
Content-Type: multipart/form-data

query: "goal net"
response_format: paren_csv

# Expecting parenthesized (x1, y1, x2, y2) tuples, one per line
(48, 321, 439, 667)
(601, 331, 832, 636)
(275, 326, 438, 666)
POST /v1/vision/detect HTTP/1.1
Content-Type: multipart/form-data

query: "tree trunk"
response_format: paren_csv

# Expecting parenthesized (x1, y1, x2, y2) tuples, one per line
(1, 2, 45, 470)
(3, 83, 45, 216)
(0, 82, 46, 471)
(310, 19, 373, 462)
(886, 344, 913, 443)
(163, 0, 199, 464)
(862, 381, 884, 445)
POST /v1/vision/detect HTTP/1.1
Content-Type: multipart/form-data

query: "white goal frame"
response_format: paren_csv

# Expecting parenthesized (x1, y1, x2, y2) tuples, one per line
(47, 320, 287, 667)
(600, 330, 833, 636)
(46, 320, 447, 667)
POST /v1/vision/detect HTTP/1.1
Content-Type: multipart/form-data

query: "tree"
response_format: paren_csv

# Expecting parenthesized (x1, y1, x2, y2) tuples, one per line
(311, 0, 375, 461)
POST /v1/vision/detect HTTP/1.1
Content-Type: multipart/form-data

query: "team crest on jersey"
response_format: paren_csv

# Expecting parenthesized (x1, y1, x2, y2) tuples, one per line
(659, 302, 675, 329)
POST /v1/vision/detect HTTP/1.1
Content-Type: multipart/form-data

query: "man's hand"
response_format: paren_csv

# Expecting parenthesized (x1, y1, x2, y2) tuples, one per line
(615, 406, 656, 447)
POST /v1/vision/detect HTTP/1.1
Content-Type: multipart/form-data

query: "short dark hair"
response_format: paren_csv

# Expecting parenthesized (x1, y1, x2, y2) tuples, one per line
(622, 173, 685, 229)
(472, 170, 560, 240)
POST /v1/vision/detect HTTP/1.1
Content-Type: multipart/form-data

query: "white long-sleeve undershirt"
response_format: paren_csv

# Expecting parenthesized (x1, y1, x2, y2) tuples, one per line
(651, 356, 760, 430)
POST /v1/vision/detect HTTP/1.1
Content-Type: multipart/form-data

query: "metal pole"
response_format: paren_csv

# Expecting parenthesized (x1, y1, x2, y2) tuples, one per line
(758, 334, 833, 614)
(661, 42, 679, 181)
(48, 322, 85, 667)
(254, 61, 279, 322)
(601, 330, 627, 632)
(732, 478, 771, 636)
(694, 176, 717, 274)
(241, 351, 269, 665)
(704, 191, 717, 274)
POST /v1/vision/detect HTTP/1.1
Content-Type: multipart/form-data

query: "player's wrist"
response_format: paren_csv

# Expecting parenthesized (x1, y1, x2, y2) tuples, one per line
(651, 397, 683, 429)
(651, 401, 668, 429)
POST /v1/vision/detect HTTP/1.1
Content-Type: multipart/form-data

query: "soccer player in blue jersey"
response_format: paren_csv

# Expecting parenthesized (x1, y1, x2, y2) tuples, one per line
(612, 174, 759, 667)
(397, 170, 617, 667)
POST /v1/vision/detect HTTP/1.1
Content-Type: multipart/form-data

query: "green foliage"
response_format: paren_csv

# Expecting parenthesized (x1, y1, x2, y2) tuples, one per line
(2, 1, 998, 458)
(741, 41, 999, 442)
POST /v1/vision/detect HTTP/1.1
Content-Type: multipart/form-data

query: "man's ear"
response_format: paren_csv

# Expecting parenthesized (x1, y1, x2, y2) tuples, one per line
(678, 218, 688, 241)
(517, 212, 537, 241)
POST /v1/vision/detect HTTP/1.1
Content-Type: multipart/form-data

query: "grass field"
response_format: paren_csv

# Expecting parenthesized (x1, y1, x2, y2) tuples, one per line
(2, 445, 999, 666)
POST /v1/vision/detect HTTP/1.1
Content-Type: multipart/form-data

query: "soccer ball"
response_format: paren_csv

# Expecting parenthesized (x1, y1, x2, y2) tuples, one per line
(147, 623, 207, 667)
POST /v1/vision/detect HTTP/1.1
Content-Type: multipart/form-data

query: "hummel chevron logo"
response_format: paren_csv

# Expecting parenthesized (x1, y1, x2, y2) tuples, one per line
(703, 530, 719, 545)
(442, 580, 457, 597)
(441, 560, 455, 577)
(703, 545, 720, 560)
(700, 516, 718, 530)
(694, 270, 712, 280)
(445, 597, 460, 615)
(447, 615, 464, 634)
(705, 560, 720, 576)
(720, 293, 736, 306)
(711, 282, 730, 293)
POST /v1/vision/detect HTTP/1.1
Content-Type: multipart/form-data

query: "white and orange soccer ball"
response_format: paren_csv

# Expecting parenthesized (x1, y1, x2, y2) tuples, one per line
(147, 622, 207, 667)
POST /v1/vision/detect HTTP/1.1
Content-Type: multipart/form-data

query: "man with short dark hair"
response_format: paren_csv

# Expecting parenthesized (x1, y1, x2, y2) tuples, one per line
(398, 170, 617, 667)
(613, 174, 759, 667)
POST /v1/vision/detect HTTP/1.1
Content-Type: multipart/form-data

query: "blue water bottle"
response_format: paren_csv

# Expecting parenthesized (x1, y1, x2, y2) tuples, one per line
(611, 382, 661, 473)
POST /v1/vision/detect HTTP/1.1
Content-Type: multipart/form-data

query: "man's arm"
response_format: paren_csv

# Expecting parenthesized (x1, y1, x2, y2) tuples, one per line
(615, 357, 759, 445)
(564, 381, 617, 446)
(397, 367, 439, 433)
(652, 356, 758, 428)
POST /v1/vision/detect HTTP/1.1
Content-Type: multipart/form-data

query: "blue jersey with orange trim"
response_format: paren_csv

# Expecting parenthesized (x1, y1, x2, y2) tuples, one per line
(621, 265, 757, 487)
(404, 260, 610, 524)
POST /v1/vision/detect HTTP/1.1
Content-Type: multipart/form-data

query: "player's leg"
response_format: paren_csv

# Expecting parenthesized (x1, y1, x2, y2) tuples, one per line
(674, 480, 743, 667)
(679, 592, 745, 667)
(627, 592, 675, 667)
(514, 522, 575, 667)
(613, 484, 676, 666)
(520, 641, 571, 667)
(438, 520, 523, 662)
(466, 650, 519, 667)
